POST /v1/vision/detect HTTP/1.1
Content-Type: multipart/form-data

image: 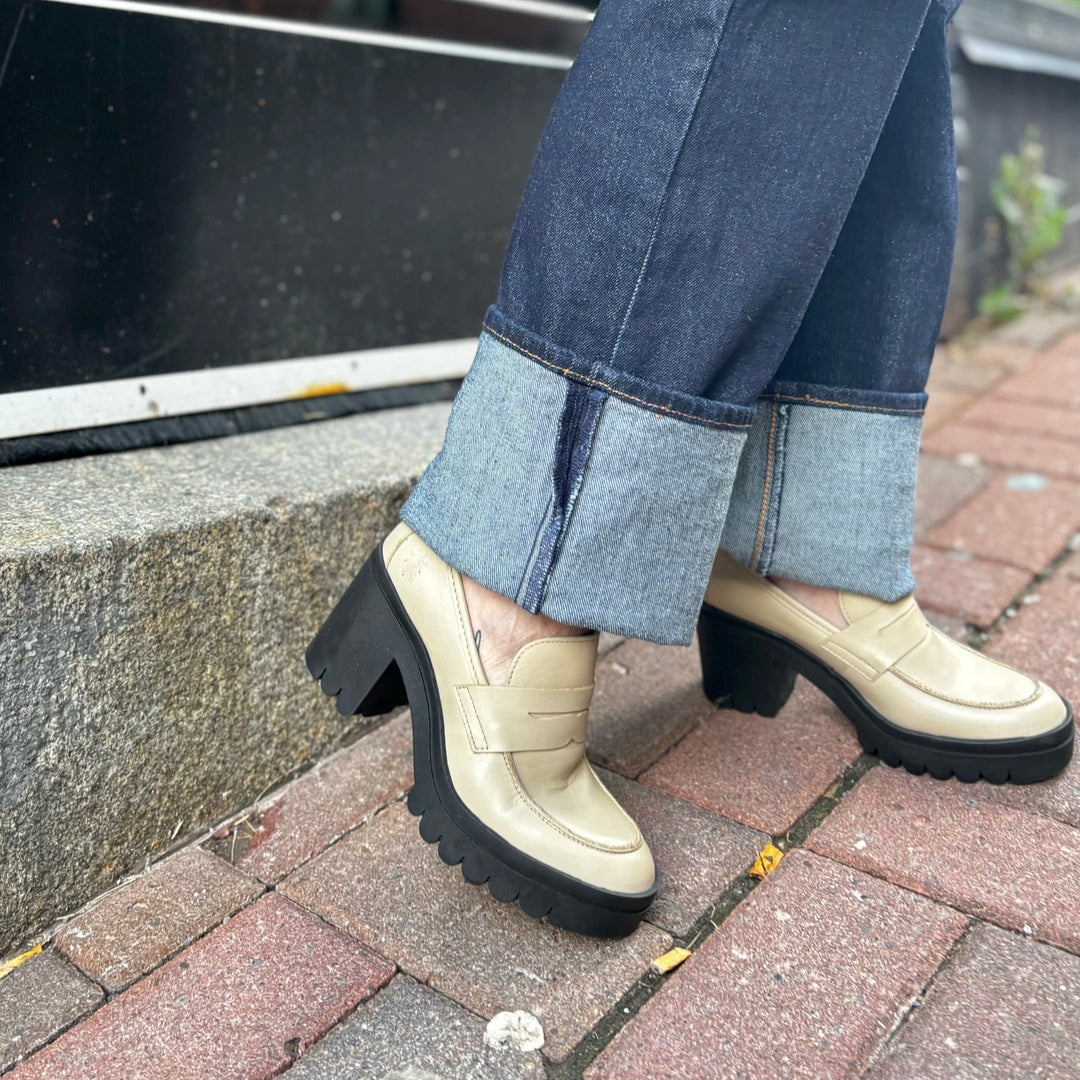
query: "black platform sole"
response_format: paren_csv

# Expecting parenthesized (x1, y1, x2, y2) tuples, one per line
(305, 546, 658, 937)
(697, 603, 1074, 785)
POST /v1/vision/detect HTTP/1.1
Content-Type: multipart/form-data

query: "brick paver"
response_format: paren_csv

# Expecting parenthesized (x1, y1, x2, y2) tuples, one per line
(923, 610, 974, 643)
(924, 474, 1080, 571)
(911, 544, 1030, 629)
(55, 847, 262, 992)
(921, 424, 1080, 481)
(985, 574, 1080, 706)
(913, 453, 993, 539)
(640, 677, 862, 835)
(996, 332, 1080, 409)
(598, 632, 625, 656)
(215, 715, 413, 883)
(588, 638, 713, 779)
(949, 574, 1080, 829)
(599, 770, 766, 936)
(922, 388, 975, 435)
(992, 311, 1080, 350)
(280, 801, 671, 1061)
(585, 852, 967, 1080)
(954, 340, 1038, 372)
(926, 354, 1009, 394)
(0, 951, 103, 1073)
(286, 975, 545, 1079)
(970, 759, 1080, 832)
(808, 768, 1080, 953)
(869, 923, 1080, 1080)
(9, 893, 393, 1080)
(955, 396, 1080, 443)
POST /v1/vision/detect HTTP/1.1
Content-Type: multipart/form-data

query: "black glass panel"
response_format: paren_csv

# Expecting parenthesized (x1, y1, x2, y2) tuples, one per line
(0, 2, 571, 393)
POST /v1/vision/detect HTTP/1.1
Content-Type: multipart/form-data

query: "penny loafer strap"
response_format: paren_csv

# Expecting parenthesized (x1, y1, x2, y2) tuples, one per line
(820, 598, 929, 681)
(454, 684, 593, 752)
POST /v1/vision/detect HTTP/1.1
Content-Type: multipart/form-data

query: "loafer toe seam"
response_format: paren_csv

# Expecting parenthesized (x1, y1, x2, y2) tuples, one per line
(500, 754, 645, 856)
(890, 666, 1042, 710)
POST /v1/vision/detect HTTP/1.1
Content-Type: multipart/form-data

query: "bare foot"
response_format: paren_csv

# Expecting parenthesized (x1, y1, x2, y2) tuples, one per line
(461, 577, 587, 686)
(769, 575, 848, 627)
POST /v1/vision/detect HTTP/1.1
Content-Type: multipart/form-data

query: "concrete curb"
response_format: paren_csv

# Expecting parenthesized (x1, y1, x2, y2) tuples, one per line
(0, 403, 450, 955)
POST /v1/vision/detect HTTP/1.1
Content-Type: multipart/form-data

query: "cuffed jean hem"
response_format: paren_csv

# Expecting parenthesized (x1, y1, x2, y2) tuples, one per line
(401, 319, 751, 646)
(720, 379, 927, 602)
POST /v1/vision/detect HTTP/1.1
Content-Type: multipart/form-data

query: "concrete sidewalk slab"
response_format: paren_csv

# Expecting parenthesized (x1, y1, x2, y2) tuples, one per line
(0, 403, 450, 958)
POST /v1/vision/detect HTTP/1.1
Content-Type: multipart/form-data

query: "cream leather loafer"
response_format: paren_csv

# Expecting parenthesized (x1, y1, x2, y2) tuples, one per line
(306, 523, 658, 936)
(700, 552, 1073, 784)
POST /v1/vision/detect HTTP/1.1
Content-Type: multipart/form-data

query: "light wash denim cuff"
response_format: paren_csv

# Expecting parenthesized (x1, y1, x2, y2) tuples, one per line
(402, 318, 752, 645)
(720, 380, 927, 601)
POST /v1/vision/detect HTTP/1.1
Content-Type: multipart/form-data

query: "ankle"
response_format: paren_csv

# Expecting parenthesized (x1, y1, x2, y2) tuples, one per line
(461, 576, 586, 685)
(769, 575, 848, 627)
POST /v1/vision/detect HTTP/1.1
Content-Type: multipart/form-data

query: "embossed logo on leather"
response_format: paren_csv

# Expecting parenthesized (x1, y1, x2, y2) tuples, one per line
(396, 546, 426, 584)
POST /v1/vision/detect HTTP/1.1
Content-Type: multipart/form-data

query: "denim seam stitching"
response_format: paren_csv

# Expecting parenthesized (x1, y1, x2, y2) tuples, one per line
(483, 321, 750, 431)
(514, 490, 555, 608)
(750, 401, 779, 570)
(521, 388, 606, 612)
(758, 404, 791, 576)
(763, 392, 925, 415)
(609, 8, 735, 365)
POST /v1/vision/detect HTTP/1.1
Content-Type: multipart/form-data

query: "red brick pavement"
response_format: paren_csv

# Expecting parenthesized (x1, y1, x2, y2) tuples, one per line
(7, 894, 393, 1080)
(586, 853, 967, 1080)
(4, 321, 1080, 1080)
(868, 923, 1080, 1080)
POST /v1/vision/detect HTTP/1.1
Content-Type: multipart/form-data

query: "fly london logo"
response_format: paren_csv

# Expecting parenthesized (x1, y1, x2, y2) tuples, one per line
(396, 547, 427, 585)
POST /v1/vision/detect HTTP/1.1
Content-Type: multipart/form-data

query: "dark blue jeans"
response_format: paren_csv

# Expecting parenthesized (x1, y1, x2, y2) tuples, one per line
(404, 0, 961, 645)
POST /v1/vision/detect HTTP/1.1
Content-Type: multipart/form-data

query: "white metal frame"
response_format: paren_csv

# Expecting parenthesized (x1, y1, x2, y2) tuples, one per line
(0, 340, 477, 439)
(40, 0, 582, 69)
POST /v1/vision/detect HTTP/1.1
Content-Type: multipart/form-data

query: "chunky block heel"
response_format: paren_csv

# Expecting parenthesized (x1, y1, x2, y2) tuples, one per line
(697, 604, 796, 717)
(305, 556, 409, 718)
(698, 600, 1073, 785)
(306, 540, 658, 937)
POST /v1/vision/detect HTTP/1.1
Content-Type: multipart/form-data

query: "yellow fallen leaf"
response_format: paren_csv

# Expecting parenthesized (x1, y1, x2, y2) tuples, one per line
(649, 946, 692, 975)
(0, 943, 42, 981)
(748, 843, 784, 880)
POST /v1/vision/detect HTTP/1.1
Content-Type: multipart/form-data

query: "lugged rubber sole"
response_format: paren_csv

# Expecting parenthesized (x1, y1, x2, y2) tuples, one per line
(305, 546, 658, 937)
(697, 603, 1074, 785)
